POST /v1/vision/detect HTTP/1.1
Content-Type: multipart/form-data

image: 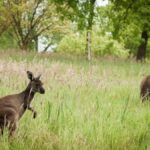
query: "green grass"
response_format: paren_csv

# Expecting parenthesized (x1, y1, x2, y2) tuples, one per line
(0, 51, 149, 150)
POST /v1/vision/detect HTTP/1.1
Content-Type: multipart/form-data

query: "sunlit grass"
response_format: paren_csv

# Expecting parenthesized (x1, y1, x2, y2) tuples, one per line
(0, 51, 149, 150)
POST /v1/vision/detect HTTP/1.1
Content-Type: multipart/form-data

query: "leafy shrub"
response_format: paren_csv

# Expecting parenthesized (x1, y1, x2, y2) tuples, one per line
(57, 31, 129, 58)
(56, 33, 85, 54)
(92, 32, 129, 57)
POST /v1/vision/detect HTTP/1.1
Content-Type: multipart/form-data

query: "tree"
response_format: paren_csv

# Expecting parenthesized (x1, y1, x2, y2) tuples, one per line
(1, 0, 64, 50)
(109, 0, 150, 61)
(52, 0, 97, 61)
(85, 0, 96, 61)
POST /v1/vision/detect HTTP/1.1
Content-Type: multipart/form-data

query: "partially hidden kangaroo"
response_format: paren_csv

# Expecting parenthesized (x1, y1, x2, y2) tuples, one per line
(0, 71, 45, 136)
(140, 75, 150, 102)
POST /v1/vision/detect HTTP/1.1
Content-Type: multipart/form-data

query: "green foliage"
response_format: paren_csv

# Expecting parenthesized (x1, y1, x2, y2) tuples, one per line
(119, 23, 141, 54)
(57, 33, 85, 54)
(52, 0, 97, 30)
(109, 0, 150, 34)
(57, 31, 129, 58)
(93, 33, 129, 58)
(0, 32, 18, 49)
(0, 1, 10, 35)
(104, 0, 150, 59)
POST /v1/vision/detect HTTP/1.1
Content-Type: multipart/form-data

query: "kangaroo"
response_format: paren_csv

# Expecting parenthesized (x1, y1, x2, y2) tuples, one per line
(0, 71, 45, 136)
(140, 75, 150, 102)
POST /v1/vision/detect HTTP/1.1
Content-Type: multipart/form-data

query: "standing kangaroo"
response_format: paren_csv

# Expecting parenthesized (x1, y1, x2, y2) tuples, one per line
(0, 71, 45, 136)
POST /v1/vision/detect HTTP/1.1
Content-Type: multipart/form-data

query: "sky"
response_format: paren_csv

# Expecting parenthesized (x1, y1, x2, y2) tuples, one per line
(97, 0, 108, 6)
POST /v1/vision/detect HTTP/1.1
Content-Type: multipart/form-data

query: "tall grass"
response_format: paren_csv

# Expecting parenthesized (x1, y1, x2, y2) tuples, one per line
(0, 51, 149, 150)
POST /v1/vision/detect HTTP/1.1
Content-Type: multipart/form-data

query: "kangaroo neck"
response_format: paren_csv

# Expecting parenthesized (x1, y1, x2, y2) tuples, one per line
(23, 83, 35, 107)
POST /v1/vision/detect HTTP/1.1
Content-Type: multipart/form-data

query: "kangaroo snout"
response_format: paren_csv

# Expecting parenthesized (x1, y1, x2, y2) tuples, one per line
(40, 87, 45, 94)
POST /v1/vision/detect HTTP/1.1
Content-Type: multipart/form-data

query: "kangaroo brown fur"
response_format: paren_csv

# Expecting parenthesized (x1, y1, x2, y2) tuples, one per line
(0, 71, 45, 136)
(140, 75, 150, 102)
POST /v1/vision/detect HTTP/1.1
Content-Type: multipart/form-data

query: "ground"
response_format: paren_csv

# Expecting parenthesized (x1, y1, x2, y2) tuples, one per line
(0, 50, 149, 150)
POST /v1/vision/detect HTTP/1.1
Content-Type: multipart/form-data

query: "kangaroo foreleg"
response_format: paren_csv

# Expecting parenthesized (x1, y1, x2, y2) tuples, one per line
(28, 106, 37, 119)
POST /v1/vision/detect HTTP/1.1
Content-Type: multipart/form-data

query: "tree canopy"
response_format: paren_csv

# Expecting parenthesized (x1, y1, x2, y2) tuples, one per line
(109, 0, 150, 60)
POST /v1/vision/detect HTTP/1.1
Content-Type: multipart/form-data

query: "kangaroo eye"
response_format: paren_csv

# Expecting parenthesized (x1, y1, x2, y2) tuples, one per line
(36, 84, 39, 87)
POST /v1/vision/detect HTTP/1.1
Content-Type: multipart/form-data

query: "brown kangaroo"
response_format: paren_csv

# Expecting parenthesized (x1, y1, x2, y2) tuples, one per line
(0, 71, 45, 136)
(140, 75, 150, 102)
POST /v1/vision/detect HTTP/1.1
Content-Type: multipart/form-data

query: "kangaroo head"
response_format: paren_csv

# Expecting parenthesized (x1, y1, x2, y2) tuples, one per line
(27, 71, 45, 94)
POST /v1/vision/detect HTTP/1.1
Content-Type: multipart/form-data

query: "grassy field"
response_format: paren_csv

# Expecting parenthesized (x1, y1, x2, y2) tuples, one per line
(0, 50, 149, 150)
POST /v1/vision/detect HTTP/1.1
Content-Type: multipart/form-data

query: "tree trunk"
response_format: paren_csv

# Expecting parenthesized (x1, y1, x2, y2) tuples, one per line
(86, 30, 92, 61)
(136, 31, 148, 61)
(85, 0, 96, 61)
(20, 44, 28, 50)
(34, 37, 38, 52)
(19, 39, 29, 50)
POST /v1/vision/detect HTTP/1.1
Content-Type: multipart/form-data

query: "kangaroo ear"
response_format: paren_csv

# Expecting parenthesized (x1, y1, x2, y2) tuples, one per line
(36, 74, 41, 80)
(27, 71, 34, 81)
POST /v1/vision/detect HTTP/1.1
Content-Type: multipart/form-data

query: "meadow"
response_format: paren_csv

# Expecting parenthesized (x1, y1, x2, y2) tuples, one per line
(0, 50, 149, 150)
